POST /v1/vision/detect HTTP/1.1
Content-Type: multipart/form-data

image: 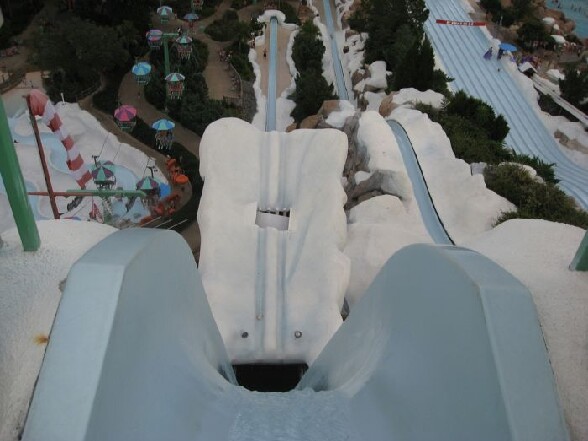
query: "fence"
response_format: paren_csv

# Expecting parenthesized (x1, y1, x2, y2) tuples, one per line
(0, 68, 26, 94)
(223, 62, 243, 107)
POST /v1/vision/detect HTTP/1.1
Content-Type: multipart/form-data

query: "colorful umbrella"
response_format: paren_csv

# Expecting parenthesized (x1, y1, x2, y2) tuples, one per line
(176, 35, 193, 45)
(151, 119, 176, 131)
(91, 160, 116, 181)
(165, 72, 185, 83)
(136, 176, 161, 191)
(157, 6, 173, 16)
(132, 62, 152, 76)
(146, 29, 163, 42)
(499, 42, 517, 52)
(183, 13, 199, 21)
(114, 105, 137, 123)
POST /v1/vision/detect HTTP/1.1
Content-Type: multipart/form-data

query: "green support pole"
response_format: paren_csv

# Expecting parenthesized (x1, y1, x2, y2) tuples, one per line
(0, 98, 40, 251)
(163, 37, 171, 77)
(570, 230, 588, 271)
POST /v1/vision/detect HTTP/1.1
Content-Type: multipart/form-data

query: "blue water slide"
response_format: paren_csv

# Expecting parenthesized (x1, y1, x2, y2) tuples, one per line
(321, 0, 349, 100)
(424, 0, 588, 210)
(265, 17, 278, 131)
(388, 120, 453, 245)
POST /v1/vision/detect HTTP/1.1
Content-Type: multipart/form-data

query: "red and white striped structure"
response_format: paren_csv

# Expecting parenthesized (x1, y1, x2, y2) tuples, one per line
(28, 90, 92, 188)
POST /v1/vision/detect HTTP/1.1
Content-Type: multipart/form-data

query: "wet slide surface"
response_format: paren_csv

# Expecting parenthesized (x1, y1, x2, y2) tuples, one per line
(388, 121, 454, 245)
(265, 18, 278, 131)
(321, 0, 349, 100)
(425, 0, 588, 209)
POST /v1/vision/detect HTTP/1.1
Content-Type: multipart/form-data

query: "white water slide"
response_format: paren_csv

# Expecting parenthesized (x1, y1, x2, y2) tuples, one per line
(425, 0, 588, 210)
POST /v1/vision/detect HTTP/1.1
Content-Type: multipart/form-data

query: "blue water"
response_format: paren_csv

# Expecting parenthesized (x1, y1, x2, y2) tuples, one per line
(546, 0, 588, 39)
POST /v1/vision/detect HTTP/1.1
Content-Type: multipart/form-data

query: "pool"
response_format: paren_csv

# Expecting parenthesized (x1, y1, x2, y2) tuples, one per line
(546, 0, 588, 39)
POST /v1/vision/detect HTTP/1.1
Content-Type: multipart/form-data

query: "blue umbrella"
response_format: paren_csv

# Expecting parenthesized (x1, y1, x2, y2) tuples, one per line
(183, 13, 200, 21)
(151, 119, 175, 131)
(499, 43, 517, 52)
(132, 62, 152, 76)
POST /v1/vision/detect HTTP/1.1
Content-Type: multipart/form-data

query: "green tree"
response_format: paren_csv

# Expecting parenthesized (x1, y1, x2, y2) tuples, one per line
(35, 17, 128, 76)
(289, 70, 337, 122)
(517, 18, 552, 50)
(560, 68, 588, 109)
(292, 21, 324, 72)
(393, 36, 451, 94)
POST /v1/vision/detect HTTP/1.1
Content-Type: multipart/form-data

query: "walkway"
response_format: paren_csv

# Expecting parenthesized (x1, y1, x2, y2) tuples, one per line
(118, 73, 200, 158)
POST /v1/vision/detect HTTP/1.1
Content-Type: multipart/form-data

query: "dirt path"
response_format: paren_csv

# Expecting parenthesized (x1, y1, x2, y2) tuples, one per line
(118, 73, 201, 158)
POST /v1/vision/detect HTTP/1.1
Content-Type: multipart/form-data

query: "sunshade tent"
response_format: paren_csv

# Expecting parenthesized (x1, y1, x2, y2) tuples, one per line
(165, 73, 185, 83)
(183, 13, 199, 21)
(136, 176, 161, 191)
(114, 105, 137, 123)
(152, 119, 176, 131)
(157, 6, 173, 16)
(132, 62, 152, 76)
(499, 43, 517, 52)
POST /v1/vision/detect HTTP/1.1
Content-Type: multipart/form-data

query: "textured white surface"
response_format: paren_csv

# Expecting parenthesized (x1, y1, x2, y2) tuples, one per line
(199, 118, 349, 363)
(466, 219, 588, 441)
(0, 220, 116, 441)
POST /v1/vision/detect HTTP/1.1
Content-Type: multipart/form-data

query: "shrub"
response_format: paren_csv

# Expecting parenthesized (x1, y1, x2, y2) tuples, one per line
(292, 21, 324, 72)
(205, 9, 249, 41)
(289, 70, 337, 122)
(485, 164, 588, 228)
(278, 2, 300, 25)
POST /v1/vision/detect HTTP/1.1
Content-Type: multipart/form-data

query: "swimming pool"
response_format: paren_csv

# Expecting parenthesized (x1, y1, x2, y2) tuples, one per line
(546, 0, 588, 39)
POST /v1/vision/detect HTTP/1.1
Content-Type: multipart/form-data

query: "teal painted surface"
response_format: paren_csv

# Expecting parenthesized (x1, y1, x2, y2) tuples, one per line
(570, 230, 588, 271)
(0, 99, 40, 251)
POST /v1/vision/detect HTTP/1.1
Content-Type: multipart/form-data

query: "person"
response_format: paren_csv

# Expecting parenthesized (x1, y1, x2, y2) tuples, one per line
(484, 47, 493, 60)
(497, 48, 504, 59)
(263, 49, 267, 58)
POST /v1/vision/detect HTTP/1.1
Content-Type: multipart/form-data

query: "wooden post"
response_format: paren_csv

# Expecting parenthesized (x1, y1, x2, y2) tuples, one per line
(26, 95, 60, 219)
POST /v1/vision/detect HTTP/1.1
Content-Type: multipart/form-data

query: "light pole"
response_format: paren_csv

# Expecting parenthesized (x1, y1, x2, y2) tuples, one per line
(0, 6, 40, 251)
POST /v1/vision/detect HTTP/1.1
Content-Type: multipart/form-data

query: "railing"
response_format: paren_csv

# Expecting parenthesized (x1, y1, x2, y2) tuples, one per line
(223, 62, 243, 107)
(69, 81, 102, 103)
(0, 68, 26, 94)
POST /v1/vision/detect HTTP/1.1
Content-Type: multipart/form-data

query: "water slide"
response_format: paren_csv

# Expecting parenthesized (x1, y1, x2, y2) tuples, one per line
(424, 0, 588, 210)
(316, 0, 452, 244)
(265, 17, 278, 131)
(388, 121, 453, 245)
(23, 229, 569, 440)
(321, 0, 349, 100)
(20, 6, 569, 438)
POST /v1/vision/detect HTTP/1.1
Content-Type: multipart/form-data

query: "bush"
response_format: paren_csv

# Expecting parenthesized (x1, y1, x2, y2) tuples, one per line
(205, 9, 249, 41)
(537, 91, 579, 123)
(289, 70, 337, 122)
(292, 21, 324, 72)
(485, 164, 588, 228)
(278, 2, 300, 25)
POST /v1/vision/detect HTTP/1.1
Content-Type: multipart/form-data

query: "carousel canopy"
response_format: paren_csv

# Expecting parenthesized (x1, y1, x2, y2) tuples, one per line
(147, 29, 163, 41)
(165, 73, 186, 83)
(136, 176, 161, 191)
(157, 6, 173, 16)
(152, 119, 176, 131)
(176, 35, 193, 45)
(114, 105, 137, 122)
(132, 62, 152, 76)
